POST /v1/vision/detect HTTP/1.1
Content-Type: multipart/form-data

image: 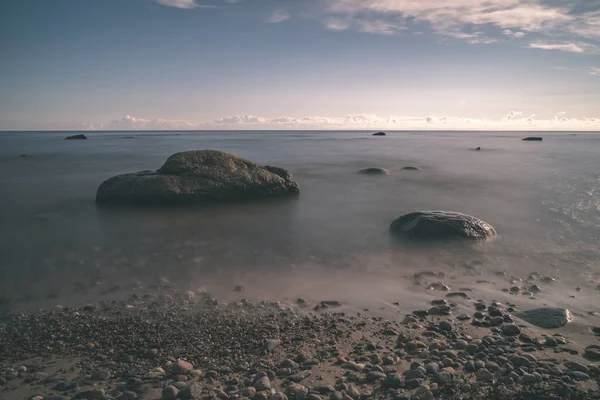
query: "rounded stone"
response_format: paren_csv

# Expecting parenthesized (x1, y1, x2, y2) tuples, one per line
(390, 211, 496, 240)
(96, 150, 300, 205)
(515, 308, 573, 329)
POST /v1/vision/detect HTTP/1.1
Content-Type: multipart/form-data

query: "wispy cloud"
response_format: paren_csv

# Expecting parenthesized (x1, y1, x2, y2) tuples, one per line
(91, 112, 600, 131)
(267, 9, 290, 23)
(157, 0, 198, 9)
(529, 40, 599, 54)
(324, 17, 352, 31)
(556, 66, 600, 77)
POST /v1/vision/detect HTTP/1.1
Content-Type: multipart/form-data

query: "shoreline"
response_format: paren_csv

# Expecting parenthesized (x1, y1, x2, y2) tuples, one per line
(2, 280, 599, 400)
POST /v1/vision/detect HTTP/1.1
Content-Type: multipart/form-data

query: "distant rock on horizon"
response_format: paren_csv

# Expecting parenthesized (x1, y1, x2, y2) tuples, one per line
(65, 134, 87, 140)
(359, 167, 388, 175)
(95, 150, 300, 206)
(372, 132, 386, 136)
(522, 137, 543, 141)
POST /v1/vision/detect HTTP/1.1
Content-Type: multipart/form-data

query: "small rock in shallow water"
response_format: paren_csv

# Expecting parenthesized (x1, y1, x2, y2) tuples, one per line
(516, 307, 573, 328)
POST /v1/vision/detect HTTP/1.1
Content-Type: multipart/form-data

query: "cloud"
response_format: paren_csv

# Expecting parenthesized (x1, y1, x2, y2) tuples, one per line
(528, 40, 598, 53)
(89, 112, 600, 131)
(503, 29, 526, 38)
(267, 9, 290, 23)
(157, 0, 198, 9)
(555, 66, 600, 77)
(324, 17, 352, 31)
(320, 0, 574, 39)
(108, 115, 197, 130)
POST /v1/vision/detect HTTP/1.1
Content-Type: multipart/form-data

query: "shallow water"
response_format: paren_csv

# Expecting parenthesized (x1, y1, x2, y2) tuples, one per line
(0, 130, 599, 311)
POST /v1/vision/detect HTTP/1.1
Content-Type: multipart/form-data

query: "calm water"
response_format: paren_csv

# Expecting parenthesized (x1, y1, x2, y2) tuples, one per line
(1, 131, 599, 307)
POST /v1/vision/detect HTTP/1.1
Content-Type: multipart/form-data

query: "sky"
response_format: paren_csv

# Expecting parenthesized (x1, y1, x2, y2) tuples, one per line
(1, 0, 599, 131)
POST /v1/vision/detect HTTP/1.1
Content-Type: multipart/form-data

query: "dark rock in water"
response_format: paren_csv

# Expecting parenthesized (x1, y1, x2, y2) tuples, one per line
(390, 211, 496, 240)
(515, 307, 573, 328)
(359, 167, 388, 175)
(96, 150, 300, 205)
(19, 154, 32, 158)
(65, 134, 87, 140)
(402, 166, 421, 171)
(372, 132, 386, 136)
(474, 147, 481, 151)
(522, 137, 543, 141)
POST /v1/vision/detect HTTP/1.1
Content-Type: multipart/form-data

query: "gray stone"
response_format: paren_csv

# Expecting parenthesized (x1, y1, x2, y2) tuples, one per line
(288, 370, 311, 382)
(501, 324, 521, 336)
(162, 386, 178, 400)
(404, 369, 425, 379)
(565, 361, 589, 373)
(476, 369, 493, 382)
(96, 150, 300, 205)
(254, 376, 272, 391)
(384, 374, 403, 389)
(523, 373, 537, 384)
(510, 355, 532, 368)
(269, 392, 288, 400)
(179, 384, 203, 400)
(568, 371, 591, 381)
(515, 307, 573, 329)
(170, 359, 194, 375)
(585, 345, 600, 360)
(439, 321, 453, 331)
(265, 339, 281, 351)
(91, 369, 112, 381)
(366, 371, 387, 382)
(390, 211, 496, 240)
(425, 362, 440, 374)
(241, 387, 257, 398)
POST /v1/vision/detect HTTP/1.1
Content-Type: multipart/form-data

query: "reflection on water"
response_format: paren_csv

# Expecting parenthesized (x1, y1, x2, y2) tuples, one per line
(0, 130, 599, 306)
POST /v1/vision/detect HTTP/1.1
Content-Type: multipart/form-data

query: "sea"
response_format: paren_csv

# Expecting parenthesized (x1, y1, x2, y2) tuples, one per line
(1, 130, 599, 314)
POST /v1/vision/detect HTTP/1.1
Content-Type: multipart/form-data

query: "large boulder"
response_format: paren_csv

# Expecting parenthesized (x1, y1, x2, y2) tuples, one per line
(65, 134, 87, 140)
(390, 211, 496, 240)
(96, 150, 300, 205)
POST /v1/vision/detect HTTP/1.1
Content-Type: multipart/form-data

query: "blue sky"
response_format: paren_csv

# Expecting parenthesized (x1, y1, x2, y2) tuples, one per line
(1, 0, 599, 130)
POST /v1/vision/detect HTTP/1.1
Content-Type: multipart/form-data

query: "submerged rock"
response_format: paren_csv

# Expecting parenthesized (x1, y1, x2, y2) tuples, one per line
(359, 167, 388, 175)
(522, 137, 543, 141)
(402, 166, 421, 171)
(372, 132, 386, 136)
(96, 150, 300, 205)
(65, 134, 87, 140)
(390, 211, 496, 240)
(515, 307, 573, 328)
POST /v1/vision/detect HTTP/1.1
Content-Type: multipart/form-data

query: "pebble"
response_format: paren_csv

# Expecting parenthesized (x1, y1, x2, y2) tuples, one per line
(501, 324, 521, 336)
(568, 371, 591, 381)
(162, 386, 179, 400)
(91, 369, 112, 381)
(366, 371, 387, 382)
(489, 316, 504, 326)
(510, 355, 532, 368)
(288, 370, 311, 382)
(255, 376, 272, 391)
(385, 373, 403, 389)
(265, 339, 281, 351)
(242, 387, 257, 398)
(179, 384, 203, 400)
(425, 362, 440, 374)
(585, 345, 600, 360)
(438, 321, 453, 331)
(446, 292, 470, 299)
(476, 369, 493, 382)
(170, 359, 194, 375)
(454, 340, 468, 350)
